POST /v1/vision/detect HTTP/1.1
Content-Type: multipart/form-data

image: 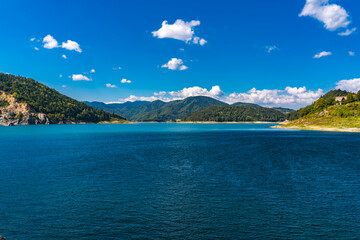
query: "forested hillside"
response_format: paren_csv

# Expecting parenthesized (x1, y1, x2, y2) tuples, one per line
(0, 73, 125, 124)
(183, 105, 285, 122)
(136, 96, 228, 122)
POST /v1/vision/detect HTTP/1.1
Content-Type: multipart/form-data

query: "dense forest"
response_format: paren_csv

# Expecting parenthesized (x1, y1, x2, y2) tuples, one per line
(0, 73, 125, 123)
(182, 105, 286, 122)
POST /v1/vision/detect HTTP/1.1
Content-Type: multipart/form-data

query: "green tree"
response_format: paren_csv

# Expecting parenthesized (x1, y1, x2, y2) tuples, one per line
(314, 98, 325, 110)
(347, 92, 355, 103)
(356, 90, 360, 101)
(325, 97, 335, 106)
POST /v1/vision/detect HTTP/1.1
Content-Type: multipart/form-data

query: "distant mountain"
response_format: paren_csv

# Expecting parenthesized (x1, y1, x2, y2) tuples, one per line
(125, 100, 169, 121)
(0, 73, 126, 126)
(231, 102, 261, 107)
(88, 96, 229, 122)
(183, 105, 286, 122)
(137, 96, 228, 122)
(272, 107, 294, 114)
(85, 101, 149, 117)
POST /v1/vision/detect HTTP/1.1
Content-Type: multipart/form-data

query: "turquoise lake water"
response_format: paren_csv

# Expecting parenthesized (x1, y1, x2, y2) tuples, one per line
(1, 123, 360, 239)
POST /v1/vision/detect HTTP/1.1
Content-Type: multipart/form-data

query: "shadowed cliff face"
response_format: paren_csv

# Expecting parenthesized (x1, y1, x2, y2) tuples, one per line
(0, 91, 50, 126)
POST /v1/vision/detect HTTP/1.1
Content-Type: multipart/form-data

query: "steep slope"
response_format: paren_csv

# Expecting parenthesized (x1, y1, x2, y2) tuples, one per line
(137, 96, 228, 122)
(0, 73, 126, 126)
(182, 105, 285, 122)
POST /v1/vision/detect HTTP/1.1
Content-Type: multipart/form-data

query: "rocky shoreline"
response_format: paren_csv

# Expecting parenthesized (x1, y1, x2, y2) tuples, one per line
(0, 114, 78, 126)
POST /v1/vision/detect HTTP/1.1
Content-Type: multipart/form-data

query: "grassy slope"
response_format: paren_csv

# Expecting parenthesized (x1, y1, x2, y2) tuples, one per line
(279, 102, 360, 131)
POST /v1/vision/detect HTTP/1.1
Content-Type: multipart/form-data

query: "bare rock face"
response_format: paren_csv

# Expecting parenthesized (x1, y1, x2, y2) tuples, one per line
(36, 113, 51, 124)
(0, 91, 52, 126)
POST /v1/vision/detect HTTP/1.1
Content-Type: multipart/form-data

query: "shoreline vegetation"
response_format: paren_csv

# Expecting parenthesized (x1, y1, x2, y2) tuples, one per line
(274, 90, 360, 133)
(273, 117, 360, 133)
(273, 125, 360, 133)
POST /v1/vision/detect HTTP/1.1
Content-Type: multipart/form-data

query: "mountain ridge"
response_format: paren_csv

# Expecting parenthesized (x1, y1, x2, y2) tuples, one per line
(87, 96, 293, 122)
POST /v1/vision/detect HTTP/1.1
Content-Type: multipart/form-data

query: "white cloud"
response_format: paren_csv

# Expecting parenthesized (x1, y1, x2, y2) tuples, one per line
(113, 95, 160, 103)
(71, 74, 91, 81)
(299, 0, 352, 32)
(62, 54, 67, 59)
(152, 19, 207, 45)
(192, 37, 207, 46)
(90, 69, 95, 73)
(43, 34, 59, 49)
(335, 78, 360, 93)
(121, 79, 132, 84)
(113, 67, 122, 70)
(34, 47, 39, 51)
(162, 58, 188, 70)
(199, 38, 207, 46)
(59, 74, 63, 78)
(61, 40, 82, 53)
(314, 51, 332, 58)
(114, 85, 323, 108)
(30, 37, 36, 42)
(224, 87, 323, 106)
(62, 85, 67, 88)
(338, 27, 357, 36)
(42, 35, 82, 52)
(349, 51, 355, 56)
(266, 45, 278, 53)
(169, 86, 224, 99)
(106, 83, 118, 88)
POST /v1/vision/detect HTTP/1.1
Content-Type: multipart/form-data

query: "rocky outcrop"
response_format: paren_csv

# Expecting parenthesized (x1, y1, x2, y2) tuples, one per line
(0, 91, 52, 126)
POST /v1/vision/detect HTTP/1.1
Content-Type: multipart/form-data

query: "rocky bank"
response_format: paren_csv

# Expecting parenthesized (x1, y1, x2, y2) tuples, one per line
(0, 91, 53, 126)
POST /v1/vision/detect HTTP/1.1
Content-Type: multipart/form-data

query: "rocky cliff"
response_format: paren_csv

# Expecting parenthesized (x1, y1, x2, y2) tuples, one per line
(0, 91, 52, 126)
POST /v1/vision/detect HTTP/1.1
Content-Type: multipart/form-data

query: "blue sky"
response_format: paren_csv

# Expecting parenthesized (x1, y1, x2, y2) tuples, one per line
(1, 0, 360, 108)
